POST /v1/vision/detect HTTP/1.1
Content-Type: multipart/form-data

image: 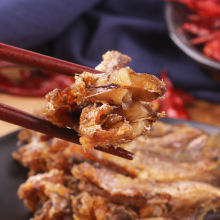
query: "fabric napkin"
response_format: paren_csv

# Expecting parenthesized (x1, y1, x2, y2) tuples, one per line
(0, 0, 219, 101)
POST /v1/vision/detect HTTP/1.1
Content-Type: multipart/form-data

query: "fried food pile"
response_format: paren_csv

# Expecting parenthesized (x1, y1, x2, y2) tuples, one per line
(13, 121, 220, 220)
(44, 51, 165, 149)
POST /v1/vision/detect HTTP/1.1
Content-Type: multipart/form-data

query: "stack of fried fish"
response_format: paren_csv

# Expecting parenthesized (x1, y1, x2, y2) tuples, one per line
(14, 121, 220, 220)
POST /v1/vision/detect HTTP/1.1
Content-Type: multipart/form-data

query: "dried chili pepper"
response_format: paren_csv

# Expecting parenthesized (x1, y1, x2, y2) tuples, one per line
(169, 0, 220, 62)
(157, 70, 193, 119)
(0, 61, 74, 96)
(183, 23, 211, 36)
(204, 38, 220, 60)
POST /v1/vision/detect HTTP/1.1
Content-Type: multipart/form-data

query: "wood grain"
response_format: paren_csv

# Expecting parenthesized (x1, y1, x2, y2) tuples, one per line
(187, 99, 220, 127)
(0, 94, 46, 136)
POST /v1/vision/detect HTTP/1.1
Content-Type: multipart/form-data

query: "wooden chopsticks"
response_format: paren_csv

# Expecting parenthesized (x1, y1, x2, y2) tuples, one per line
(94, 146, 134, 160)
(0, 102, 80, 143)
(0, 102, 133, 160)
(0, 43, 101, 75)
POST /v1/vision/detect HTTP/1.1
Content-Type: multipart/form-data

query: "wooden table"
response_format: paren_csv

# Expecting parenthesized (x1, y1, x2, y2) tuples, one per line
(0, 94, 46, 136)
(187, 99, 220, 127)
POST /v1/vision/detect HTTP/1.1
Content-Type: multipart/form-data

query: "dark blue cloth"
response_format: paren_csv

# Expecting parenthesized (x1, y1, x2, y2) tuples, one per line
(0, 0, 219, 101)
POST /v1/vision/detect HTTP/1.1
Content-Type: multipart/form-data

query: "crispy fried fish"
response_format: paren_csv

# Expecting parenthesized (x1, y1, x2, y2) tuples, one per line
(44, 51, 165, 150)
(14, 121, 220, 219)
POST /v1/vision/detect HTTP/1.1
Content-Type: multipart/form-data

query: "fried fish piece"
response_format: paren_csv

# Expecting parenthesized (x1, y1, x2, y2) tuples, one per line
(72, 162, 220, 219)
(44, 51, 165, 150)
(18, 169, 72, 220)
(14, 121, 220, 220)
(14, 122, 220, 184)
(18, 169, 138, 220)
(72, 192, 138, 220)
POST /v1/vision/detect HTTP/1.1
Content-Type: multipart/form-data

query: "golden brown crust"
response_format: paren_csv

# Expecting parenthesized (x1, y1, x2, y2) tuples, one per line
(44, 51, 165, 149)
(71, 162, 220, 214)
(13, 122, 220, 182)
(13, 121, 220, 220)
(72, 192, 138, 220)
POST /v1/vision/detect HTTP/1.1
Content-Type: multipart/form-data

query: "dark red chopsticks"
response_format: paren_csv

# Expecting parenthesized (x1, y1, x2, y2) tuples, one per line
(0, 102, 133, 159)
(0, 102, 80, 143)
(0, 43, 101, 75)
(95, 146, 134, 160)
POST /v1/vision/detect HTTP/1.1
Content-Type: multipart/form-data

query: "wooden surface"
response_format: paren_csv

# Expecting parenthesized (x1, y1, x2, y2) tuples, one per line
(187, 99, 220, 127)
(0, 94, 46, 136)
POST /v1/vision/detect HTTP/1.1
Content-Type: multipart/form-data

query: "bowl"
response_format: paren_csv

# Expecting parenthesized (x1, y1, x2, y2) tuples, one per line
(165, 2, 220, 74)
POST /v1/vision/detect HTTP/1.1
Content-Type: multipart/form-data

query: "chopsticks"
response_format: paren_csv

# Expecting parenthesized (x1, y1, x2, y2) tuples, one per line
(0, 43, 101, 75)
(0, 102, 79, 143)
(0, 43, 134, 160)
(94, 146, 134, 160)
(0, 103, 134, 160)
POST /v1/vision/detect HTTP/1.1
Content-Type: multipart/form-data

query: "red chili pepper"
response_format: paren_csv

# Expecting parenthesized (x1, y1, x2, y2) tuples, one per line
(169, 0, 220, 62)
(170, 0, 220, 16)
(190, 30, 220, 45)
(175, 89, 194, 103)
(204, 37, 220, 61)
(183, 23, 211, 36)
(158, 70, 193, 119)
(0, 62, 74, 96)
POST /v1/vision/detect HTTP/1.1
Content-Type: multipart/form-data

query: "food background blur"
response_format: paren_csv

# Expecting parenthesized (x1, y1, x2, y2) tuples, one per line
(0, 0, 220, 135)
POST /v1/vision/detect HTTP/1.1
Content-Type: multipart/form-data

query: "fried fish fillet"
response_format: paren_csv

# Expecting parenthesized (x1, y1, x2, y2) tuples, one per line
(72, 192, 138, 220)
(14, 122, 220, 183)
(18, 169, 138, 220)
(17, 161, 220, 220)
(14, 122, 220, 220)
(44, 51, 165, 149)
(72, 162, 220, 219)
(18, 169, 72, 220)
